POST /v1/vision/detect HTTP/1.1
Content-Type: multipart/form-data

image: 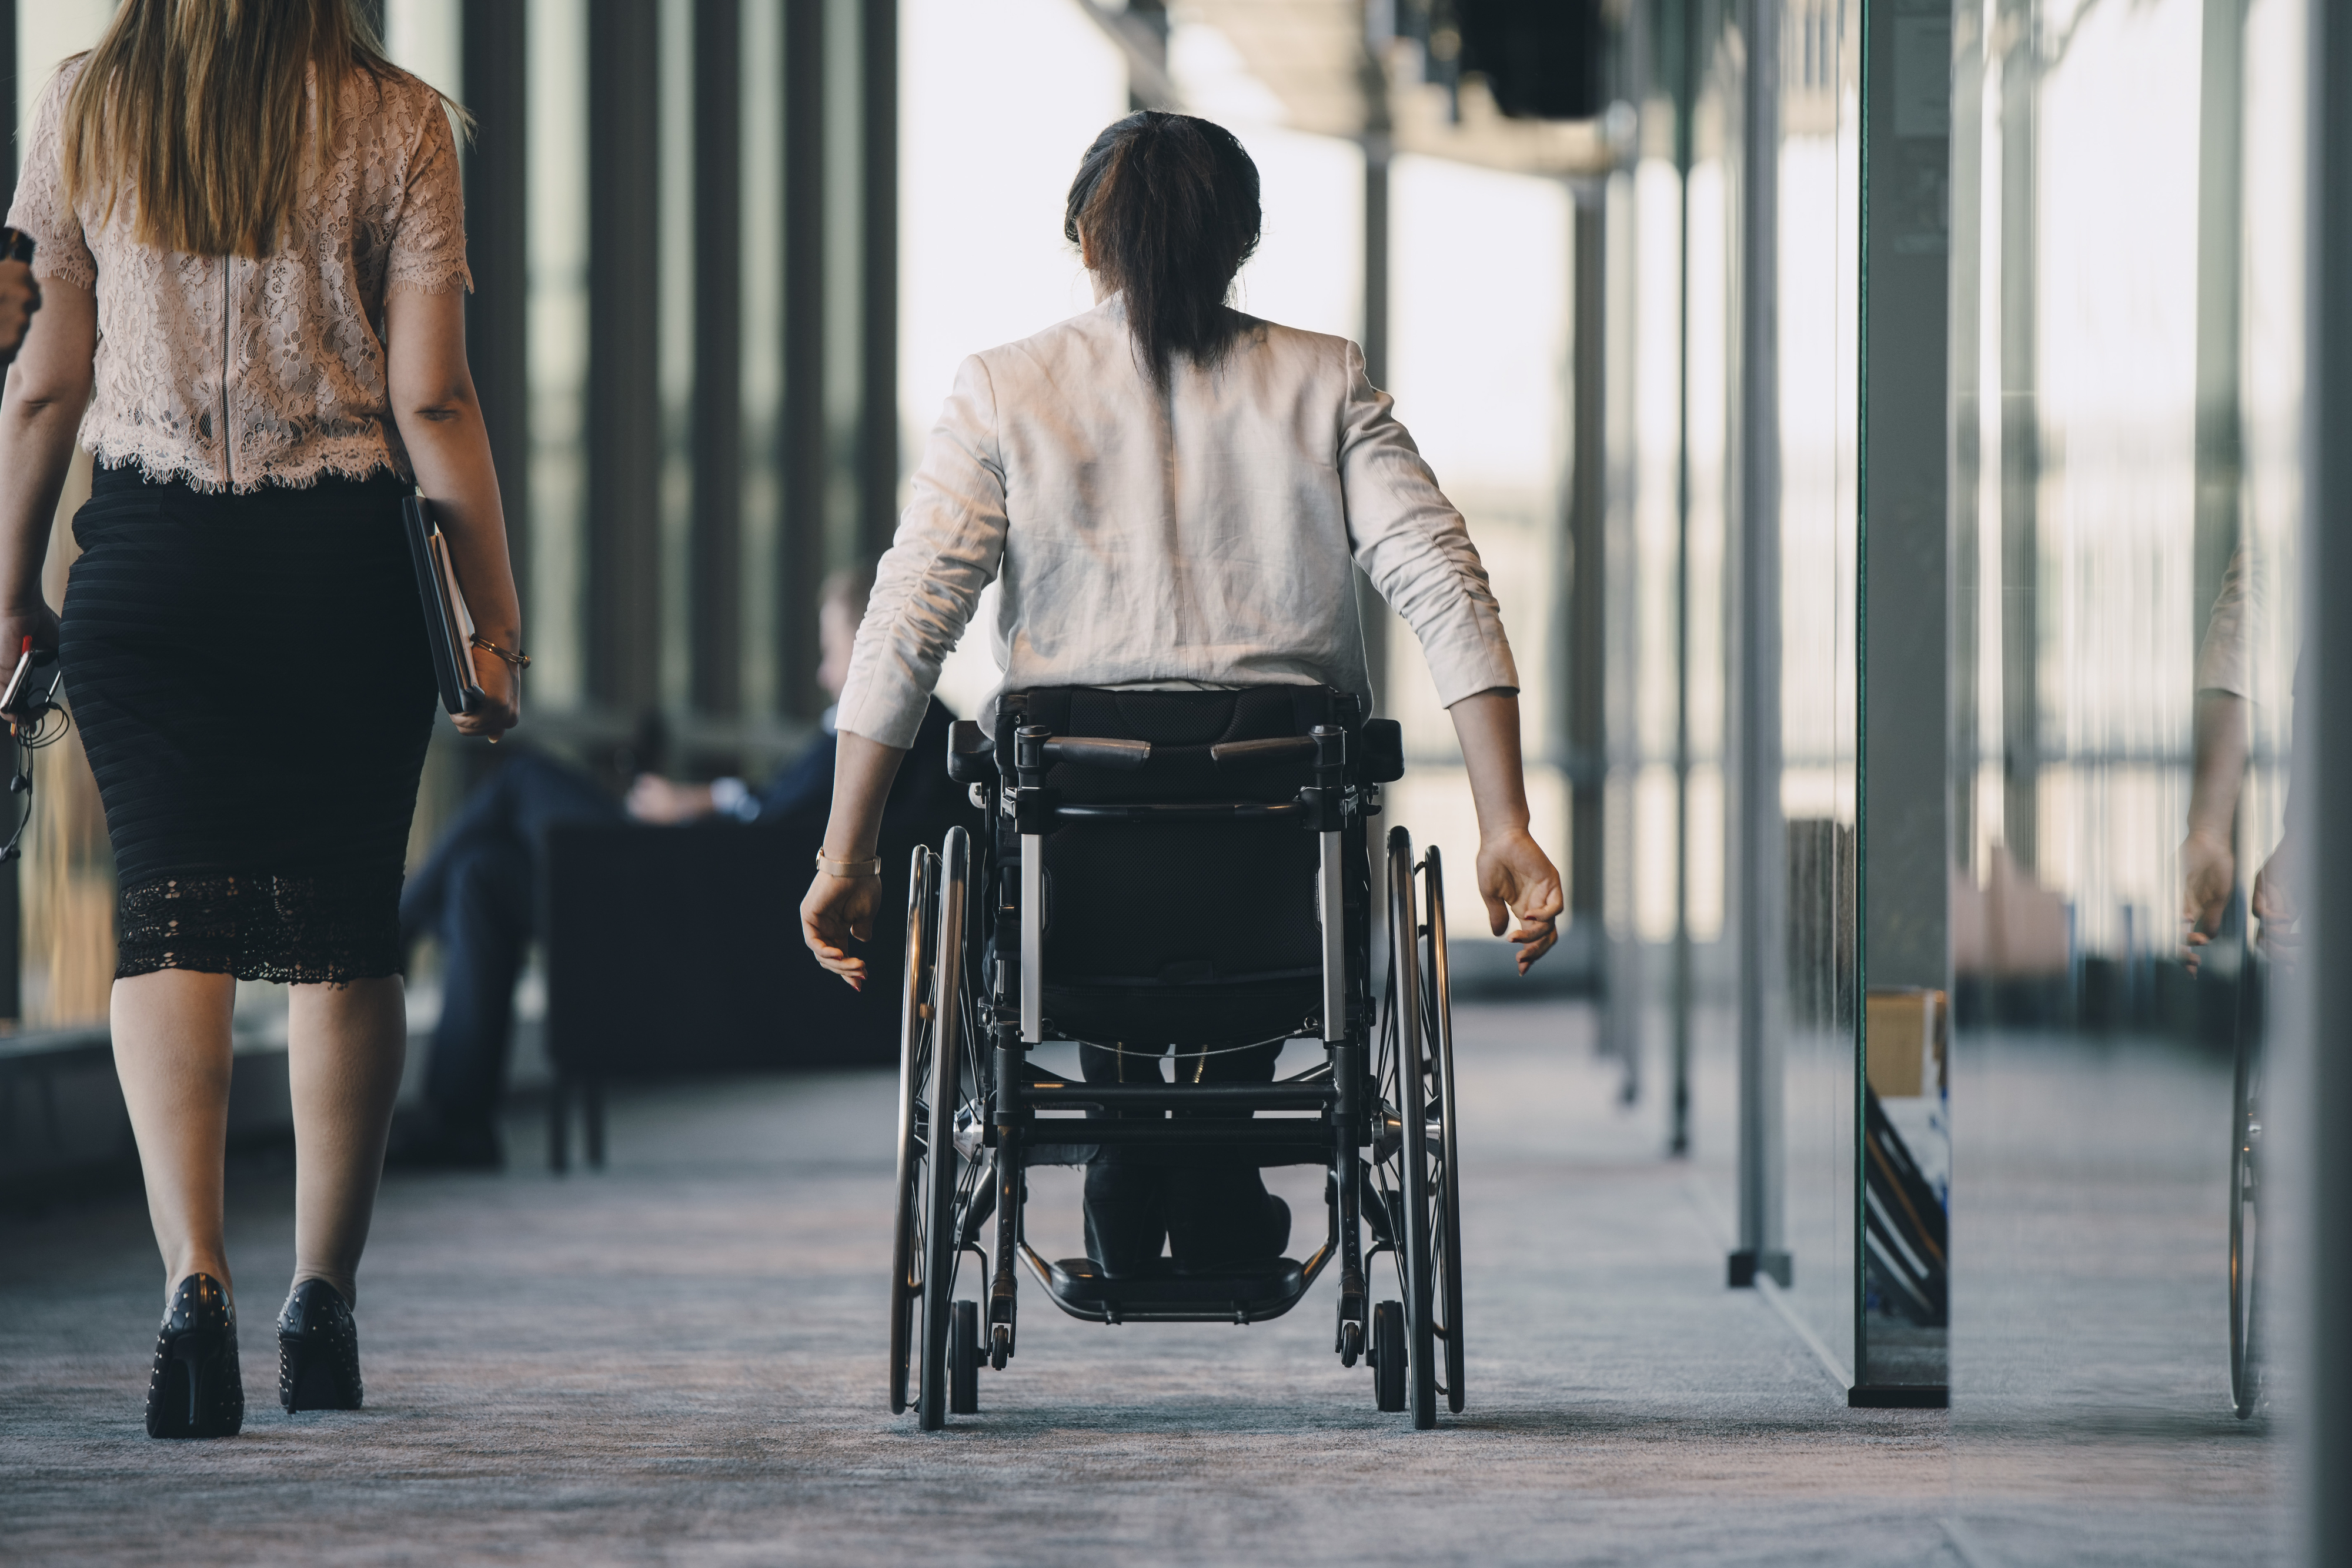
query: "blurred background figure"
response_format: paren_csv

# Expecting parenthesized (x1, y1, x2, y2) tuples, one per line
(0, 245, 40, 366)
(393, 566, 964, 1168)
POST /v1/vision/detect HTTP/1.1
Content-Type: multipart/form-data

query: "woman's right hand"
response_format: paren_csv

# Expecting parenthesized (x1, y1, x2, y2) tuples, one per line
(0, 600, 61, 710)
(455, 643, 520, 740)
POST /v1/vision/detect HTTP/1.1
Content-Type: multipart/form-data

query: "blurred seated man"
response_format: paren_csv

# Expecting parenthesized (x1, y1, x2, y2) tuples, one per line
(393, 568, 964, 1168)
(0, 245, 39, 367)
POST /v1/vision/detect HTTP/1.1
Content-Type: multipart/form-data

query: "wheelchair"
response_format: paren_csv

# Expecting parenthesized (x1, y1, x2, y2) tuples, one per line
(886, 685, 1466, 1429)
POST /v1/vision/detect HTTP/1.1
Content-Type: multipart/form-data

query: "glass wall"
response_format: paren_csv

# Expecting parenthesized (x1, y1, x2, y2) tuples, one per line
(1946, 0, 2304, 1554)
(1626, 0, 1862, 1382)
(1773, 0, 1864, 1388)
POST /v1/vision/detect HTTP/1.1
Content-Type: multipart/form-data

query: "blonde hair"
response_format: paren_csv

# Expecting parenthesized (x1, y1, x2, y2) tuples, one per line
(61, 0, 468, 259)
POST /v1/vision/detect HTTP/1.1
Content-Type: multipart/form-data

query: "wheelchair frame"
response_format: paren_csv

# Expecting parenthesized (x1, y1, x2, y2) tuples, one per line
(888, 698, 1466, 1430)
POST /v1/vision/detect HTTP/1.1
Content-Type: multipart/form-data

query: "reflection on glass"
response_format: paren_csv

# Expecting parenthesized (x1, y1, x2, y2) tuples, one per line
(1774, 0, 1863, 1382)
(1947, 0, 2301, 1553)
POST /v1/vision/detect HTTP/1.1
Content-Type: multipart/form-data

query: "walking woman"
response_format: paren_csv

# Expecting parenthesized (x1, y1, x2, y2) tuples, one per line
(0, 1, 521, 1437)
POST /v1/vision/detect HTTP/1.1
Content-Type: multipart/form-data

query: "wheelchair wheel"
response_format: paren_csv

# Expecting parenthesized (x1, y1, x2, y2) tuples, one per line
(2229, 965, 2264, 1420)
(914, 828, 980, 1430)
(1421, 847, 1468, 1416)
(1382, 827, 1441, 1429)
(950, 1299, 981, 1415)
(887, 847, 939, 1415)
(1372, 1299, 1406, 1413)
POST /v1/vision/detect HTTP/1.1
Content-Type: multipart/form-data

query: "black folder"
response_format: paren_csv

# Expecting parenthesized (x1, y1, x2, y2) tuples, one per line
(401, 496, 485, 716)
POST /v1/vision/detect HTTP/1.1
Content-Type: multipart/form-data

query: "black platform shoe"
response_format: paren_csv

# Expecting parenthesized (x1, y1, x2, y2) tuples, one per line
(278, 1279, 363, 1412)
(146, 1274, 244, 1439)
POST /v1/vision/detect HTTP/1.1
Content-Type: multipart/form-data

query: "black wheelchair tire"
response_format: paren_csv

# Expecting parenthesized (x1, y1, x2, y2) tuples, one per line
(916, 828, 973, 1431)
(1388, 828, 1439, 1430)
(2230, 967, 2263, 1421)
(950, 1299, 981, 1415)
(1423, 848, 1468, 1415)
(888, 848, 939, 1415)
(1373, 1299, 1407, 1413)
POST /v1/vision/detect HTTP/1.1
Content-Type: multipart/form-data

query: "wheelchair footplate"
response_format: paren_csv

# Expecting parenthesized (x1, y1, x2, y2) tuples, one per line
(1030, 1252, 1313, 1326)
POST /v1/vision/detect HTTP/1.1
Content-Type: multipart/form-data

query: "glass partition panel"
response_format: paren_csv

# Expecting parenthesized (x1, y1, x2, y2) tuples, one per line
(1946, 0, 2303, 1554)
(1773, 0, 1863, 1385)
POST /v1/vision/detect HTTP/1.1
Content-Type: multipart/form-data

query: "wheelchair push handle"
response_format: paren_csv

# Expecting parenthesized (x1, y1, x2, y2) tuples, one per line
(1037, 735, 1152, 771)
(1209, 735, 1319, 769)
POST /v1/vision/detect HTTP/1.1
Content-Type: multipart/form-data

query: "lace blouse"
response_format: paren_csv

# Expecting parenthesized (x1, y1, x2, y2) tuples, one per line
(5, 60, 473, 494)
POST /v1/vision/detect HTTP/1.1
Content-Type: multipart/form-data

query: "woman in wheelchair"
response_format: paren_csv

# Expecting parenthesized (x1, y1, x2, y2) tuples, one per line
(799, 111, 1559, 1425)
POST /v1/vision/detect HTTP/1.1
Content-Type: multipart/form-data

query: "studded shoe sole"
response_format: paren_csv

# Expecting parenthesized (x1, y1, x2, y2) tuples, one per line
(278, 1279, 363, 1412)
(146, 1274, 245, 1439)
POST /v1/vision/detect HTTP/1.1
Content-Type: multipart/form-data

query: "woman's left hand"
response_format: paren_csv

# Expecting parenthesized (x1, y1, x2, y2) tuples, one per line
(1476, 827, 1564, 974)
(801, 869, 882, 988)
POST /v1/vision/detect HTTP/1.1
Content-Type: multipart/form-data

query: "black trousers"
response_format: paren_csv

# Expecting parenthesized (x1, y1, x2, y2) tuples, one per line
(1078, 1038, 1289, 1274)
(399, 754, 622, 1135)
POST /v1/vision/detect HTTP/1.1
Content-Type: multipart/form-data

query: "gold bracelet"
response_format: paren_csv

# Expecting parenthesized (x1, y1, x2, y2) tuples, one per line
(469, 633, 531, 670)
(814, 850, 883, 880)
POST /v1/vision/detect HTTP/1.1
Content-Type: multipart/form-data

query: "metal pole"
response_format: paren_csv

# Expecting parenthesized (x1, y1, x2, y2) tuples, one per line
(1729, 0, 1788, 1290)
(1669, 0, 1696, 1159)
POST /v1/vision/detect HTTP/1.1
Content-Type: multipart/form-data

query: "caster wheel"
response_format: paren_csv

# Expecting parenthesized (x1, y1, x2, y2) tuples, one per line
(1339, 1318, 1363, 1369)
(950, 1299, 980, 1415)
(990, 1321, 1011, 1372)
(1372, 1300, 1406, 1413)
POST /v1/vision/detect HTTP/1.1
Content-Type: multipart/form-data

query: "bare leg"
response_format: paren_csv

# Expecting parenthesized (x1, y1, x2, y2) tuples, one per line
(111, 969, 240, 1310)
(286, 977, 407, 1310)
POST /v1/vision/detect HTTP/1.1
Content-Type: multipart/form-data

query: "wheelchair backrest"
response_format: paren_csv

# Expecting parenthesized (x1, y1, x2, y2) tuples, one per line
(994, 686, 1348, 993)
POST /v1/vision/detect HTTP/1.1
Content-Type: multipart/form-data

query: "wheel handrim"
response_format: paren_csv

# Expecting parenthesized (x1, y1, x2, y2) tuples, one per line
(1423, 848, 1466, 1415)
(1388, 828, 1438, 1428)
(917, 828, 971, 1430)
(888, 849, 937, 1415)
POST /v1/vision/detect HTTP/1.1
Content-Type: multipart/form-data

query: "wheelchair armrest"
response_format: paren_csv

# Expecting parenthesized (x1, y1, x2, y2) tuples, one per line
(1361, 719, 1404, 783)
(946, 720, 994, 784)
(1043, 737, 1152, 770)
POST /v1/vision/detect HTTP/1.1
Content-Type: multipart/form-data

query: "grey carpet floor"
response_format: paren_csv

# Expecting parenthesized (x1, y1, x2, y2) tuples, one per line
(0, 999, 2248, 1566)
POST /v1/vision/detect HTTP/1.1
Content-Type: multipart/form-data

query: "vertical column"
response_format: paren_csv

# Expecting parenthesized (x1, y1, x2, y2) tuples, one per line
(1994, 0, 2038, 873)
(1729, 0, 1789, 1290)
(2190, 0, 2245, 637)
(462, 0, 529, 620)
(1857, 0, 1952, 1388)
(780, 0, 827, 718)
(739, 0, 786, 720)
(2305, 4, 2352, 1556)
(858, 0, 898, 562)
(1665, 0, 1699, 1159)
(692, 0, 744, 716)
(1947, 1, 1984, 886)
(1565, 195, 1608, 968)
(1860, 4, 1953, 1002)
(586, 0, 664, 716)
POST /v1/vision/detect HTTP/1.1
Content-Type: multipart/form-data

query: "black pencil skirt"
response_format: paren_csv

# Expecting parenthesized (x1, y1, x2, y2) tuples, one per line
(61, 466, 439, 984)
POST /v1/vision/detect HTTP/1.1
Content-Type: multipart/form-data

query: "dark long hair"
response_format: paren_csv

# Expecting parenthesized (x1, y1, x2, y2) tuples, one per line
(1064, 112, 1261, 375)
